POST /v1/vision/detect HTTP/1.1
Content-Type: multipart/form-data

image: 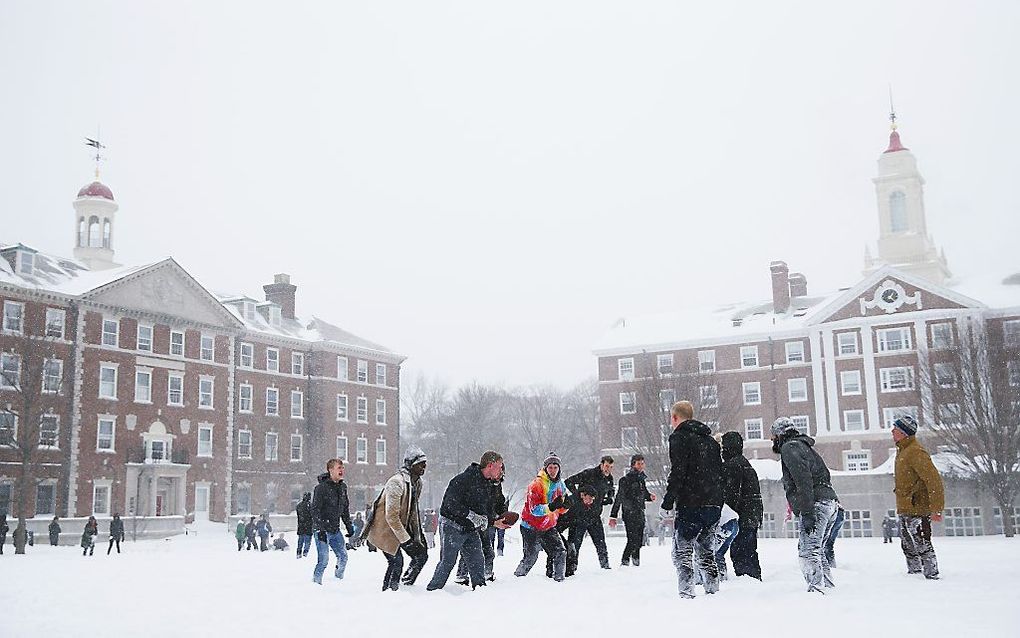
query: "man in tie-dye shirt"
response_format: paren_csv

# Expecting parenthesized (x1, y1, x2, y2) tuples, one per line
(514, 453, 570, 581)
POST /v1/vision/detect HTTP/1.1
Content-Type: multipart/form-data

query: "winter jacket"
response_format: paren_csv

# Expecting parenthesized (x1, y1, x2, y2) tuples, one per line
(610, 468, 653, 518)
(777, 433, 838, 515)
(255, 518, 273, 537)
(363, 467, 425, 555)
(109, 517, 125, 541)
(49, 521, 61, 536)
(439, 463, 492, 531)
(520, 469, 568, 532)
(245, 521, 257, 539)
(894, 436, 945, 516)
(295, 496, 313, 535)
(557, 492, 602, 531)
(488, 479, 509, 521)
(721, 438, 764, 527)
(235, 522, 246, 541)
(663, 419, 724, 510)
(564, 466, 616, 510)
(81, 520, 98, 547)
(311, 473, 354, 536)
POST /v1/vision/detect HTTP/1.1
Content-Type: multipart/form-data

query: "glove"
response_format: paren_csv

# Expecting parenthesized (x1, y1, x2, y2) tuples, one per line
(548, 496, 565, 511)
(400, 539, 426, 559)
(466, 511, 488, 531)
(317, 530, 327, 542)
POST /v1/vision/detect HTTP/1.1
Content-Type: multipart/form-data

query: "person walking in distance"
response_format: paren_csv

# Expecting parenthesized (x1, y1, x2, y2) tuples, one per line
(295, 492, 313, 559)
(564, 456, 615, 570)
(81, 516, 98, 557)
(244, 516, 258, 551)
(107, 513, 125, 554)
(423, 509, 438, 549)
(882, 515, 896, 544)
(514, 453, 570, 581)
(892, 415, 944, 580)
(610, 454, 655, 567)
(311, 459, 355, 585)
(721, 431, 763, 579)
(772, 417, 840, 594)
(48, 516, 61, 547)
(662, 401, 724, 599)
(256, 514, 273, 552)
(234, 519, 246, 551)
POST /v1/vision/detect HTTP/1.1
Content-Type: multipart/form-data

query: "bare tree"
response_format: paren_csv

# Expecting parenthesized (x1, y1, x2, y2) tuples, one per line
(922, 318, 1020, 537)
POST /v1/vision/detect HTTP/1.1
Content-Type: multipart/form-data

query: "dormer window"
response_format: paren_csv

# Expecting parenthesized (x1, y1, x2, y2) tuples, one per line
(242, 301, 256, 321)
(269, 306, 282, 327)
(17, 251, 34, 275)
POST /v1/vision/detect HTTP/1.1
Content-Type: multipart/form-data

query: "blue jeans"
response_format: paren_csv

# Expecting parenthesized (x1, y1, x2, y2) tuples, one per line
(313, 532, 349, 584)
(427, 517, 485, 589)
(824, 507, 845, 566)
(672, 506, 722, 597)
(798, 499, 839, 590)
(297, 534, 312, 557)
(714, 518, 740, 575)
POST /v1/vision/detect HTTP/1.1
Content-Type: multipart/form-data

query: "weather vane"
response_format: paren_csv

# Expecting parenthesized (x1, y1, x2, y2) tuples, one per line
(85, 128, 106, 180)
(888, 86, 897, 131)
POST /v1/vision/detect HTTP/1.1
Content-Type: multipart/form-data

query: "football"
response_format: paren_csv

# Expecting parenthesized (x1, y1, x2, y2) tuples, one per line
(499, 511, 520, 526)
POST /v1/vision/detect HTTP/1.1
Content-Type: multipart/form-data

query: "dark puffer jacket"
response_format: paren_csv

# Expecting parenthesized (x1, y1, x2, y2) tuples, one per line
(556, 492, 602, 531)
(564, 466, 615, 510)
(721, 432, 764, 528)
(312, 473, 354, 535)
(610, 468, 653, 518)
(295, 494, 313, 535)
(777, 433, 838, 516)
(663, 419, 723, 509)
(440, 463, 492, 531)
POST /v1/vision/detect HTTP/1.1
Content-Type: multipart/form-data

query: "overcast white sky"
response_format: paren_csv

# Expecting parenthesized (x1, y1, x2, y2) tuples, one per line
(2, 2, 1018, 389)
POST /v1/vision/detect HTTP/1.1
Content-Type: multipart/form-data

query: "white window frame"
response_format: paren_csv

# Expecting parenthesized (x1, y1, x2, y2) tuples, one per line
(356, 396, 369, 423)
(877, 327, 913, 353)
(375, 363, 387, 385)
(356, 437, 368, 464)
(237, 429, 253, 459)
(657, 354, 674, 376)
(265, 432, 279, 461)
(39, 414, 59, 448)
(266, 387, 279, 416)
(266, 348, 280, 373)
(0, 353, 19, 389)
(883, 406, 919, 430)
(92, 482, 112, 516)
(699, 385, 718, 408)
(840, 370, 862, 395)
(292, 352, 305, 376)
(337, 394, 349, 421)
(137, 324, 153, 352)
(843, 450, 872, 472)
(3, 301, 25, 334)
(239, 342, 254, 368)
(35, 482, 56, 516)
(96, 416, 116, 453)
(930, 322, 955, 350)
(198, 376, 214, 409)
(787, 378, 808, 402)
(742, 382, 761, 406)
(619, 391, 636, 414)
(357, 360, 368, 383)
(337, 356, 348, 380)
(660, 389, 677, 412)
(170, 330, 185, 357)
(744, 418, 764, 440)
(134, 367, 153, 403)
(618, 357, 635, 381)
(837, 332, 859, 356)
(290, 390, 304, 419)
(0, 413, 16, 447)
(375, 438, 386, 465)
(843, 409, 866, 432)
(934, 362, 957, 388)
(42, 358, 63, 394)
(880, 366, 916, 392)
(200, 334, 215, 361)
(17, 250, 34, 275)
(167, 372, 184, 406)
(197, 425, 213, 458)
(102, 317, 119, 347)
(45, 308, 65, 339)
(698, 350, 716, 373)
(785, 341, 805, 364)
(790, 415, 810, 435)
(238, 383, 253, 413)
(99, 363, 118, 400)
(621, 427, 638, 448)
(740, 345, 759, 368)
(375, 398, 386, 425)
(336, 435, 348, 462)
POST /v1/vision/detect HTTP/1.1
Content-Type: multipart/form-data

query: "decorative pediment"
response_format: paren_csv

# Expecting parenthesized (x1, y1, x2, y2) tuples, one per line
(859, 279, 922, 315)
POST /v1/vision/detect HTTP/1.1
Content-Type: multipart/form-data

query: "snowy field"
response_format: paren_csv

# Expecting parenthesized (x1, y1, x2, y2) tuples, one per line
(3, 524, 1018, 637)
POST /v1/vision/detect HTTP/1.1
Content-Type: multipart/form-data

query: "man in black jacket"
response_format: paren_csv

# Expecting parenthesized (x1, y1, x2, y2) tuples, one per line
(721, 432, 763, 579)
(456, 463, 509, 584)
(610, 454, 655, 567)
(772, 417, 840, 593)
(552, 486, 600, 576)
(662, 401, 723, 599)
(295, 492, 313, 558)
(311, 458, 355, 585)
(426, 451, 510, 591)
(564, 456, 615, 570)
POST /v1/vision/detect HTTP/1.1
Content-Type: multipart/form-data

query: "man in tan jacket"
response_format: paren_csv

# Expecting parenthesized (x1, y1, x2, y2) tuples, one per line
(892, 415, 945, 580)
(362, 447, 428, 591)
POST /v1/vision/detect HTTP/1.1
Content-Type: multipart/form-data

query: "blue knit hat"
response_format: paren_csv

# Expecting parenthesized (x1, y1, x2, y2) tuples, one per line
(893, 415, 918, 436)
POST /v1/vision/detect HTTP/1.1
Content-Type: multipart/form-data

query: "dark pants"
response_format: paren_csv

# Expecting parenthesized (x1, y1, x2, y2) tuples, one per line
(621, 511, 645, 564)
(383, 550, 404, 591)
(568, 519, 610, 569)
(546, 531, 578, 577)
(900, 515, 939, 579)
(672, 506, 722, 597)
(515, 525, 566, 581)
(730, 521, 762, 579)
(824, 508, 845, 567)
(497, 527, 505, 554)
(259, 534, 270, 552)
(297, 534, 312, 557)
(428, 517, 485, 589)
(107, 537, 121, 554)
(236, 538, 244, 551)
(246, 535, 258, 550)
(457, 527, 496, 580)
(50, 533, 60, 547)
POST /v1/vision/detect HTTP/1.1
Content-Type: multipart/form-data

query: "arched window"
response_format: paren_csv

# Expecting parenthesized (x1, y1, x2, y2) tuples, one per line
(78, 217, 86, 247)
(102, 219, 111, 248)
(889, 191, 908, 233)
(88, 216, 102, 247)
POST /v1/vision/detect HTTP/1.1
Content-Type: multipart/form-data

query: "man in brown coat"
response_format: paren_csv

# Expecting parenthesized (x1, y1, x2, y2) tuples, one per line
(892, 415, 944, 580)
(362, 446, 428, 591)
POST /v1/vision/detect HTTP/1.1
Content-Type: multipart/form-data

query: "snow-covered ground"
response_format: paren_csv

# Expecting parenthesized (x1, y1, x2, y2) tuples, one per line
(3, 523, 1017, 637)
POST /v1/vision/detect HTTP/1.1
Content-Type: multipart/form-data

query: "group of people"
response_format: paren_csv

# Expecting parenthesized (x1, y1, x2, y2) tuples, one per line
(79, 514, 125, 556)
(233, 513, 277, 552)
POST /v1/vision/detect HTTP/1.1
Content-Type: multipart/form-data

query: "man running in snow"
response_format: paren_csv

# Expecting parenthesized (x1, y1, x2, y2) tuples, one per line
(892, 415, 944, 580)
(721, 431, 763, 579)
(772, 416, 840, 594)
(514, 453, 570, 581)
(610, 454, 655, 567)
(564, 456, 615, 570)
(311, 459, 355, 584)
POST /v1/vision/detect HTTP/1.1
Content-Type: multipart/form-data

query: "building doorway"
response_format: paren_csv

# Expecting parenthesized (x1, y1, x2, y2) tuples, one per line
(195, 484, 210, 521)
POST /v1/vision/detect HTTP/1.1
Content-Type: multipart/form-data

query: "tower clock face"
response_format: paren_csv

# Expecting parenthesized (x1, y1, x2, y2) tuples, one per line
(881, 288, 899, 304)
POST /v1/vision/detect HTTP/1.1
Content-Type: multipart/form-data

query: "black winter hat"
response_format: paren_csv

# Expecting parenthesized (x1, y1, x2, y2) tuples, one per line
(721, 431, 744, 453)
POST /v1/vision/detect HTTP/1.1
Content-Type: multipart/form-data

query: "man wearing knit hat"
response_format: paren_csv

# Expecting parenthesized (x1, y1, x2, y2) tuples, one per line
(514, 453, 570, 581)
(892, 415, 944, 580)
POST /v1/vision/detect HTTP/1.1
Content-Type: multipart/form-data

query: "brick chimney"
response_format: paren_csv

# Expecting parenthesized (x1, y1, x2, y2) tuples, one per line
(789, 272, 808, 297)
(263, 273, 297, 319)
(770, 261, 791, 314)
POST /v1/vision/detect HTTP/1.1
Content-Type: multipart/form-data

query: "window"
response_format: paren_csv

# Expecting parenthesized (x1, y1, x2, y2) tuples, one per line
(843, 450, 871, 472)
(993, 507, 1020, 536)
(0, 353, 20, 389)
(236, 484, 252, 513)
(39, 415, 59, 448)
(336, 435, 348, 462)
(268, 306, 282, 326)
(889, 191, 908, 232)
(837, 332, 859, 356)
(619, 392, 636, 414)
(698, 350, 716, 373)
(137, 324, 153, 352)
(934, 362, 957, 388)
(237, 430, 252, 459)
(197, 426, 213, 458)
(199, 376, 214, 409)
(200, 334, 215, 361)
(36, 484, 55, 516)
(170, 330, 185, 357)
(357, 397, 369, 423)
(266, 387, 279, 415)
(238, 383, 253, 413)
(102, 318, 119, 347)
(938, 403, 961, 425)
(840, 370, 862, 395)
(844, 410, 865, 432)
(943, 507, 984, 537)
(880, 366, 915, 392)
(930, 323, 955, 350)
(99, 364, 117, 399)
(787, 378, 808, 402)
(168, 373, 184, 406)
(1009, 361, 1020, 387)
(657, 354, 674, 375)
(357, 360, 368, 383)
(742, 382, 761, 406)
(375, 363, 387, 385)
(840, 510, 873, 537)
(740, 346, 759, 368)
(790, 415, 810, 435)
(785, 341, 805, 363)
(375, 399, 387, 425)
(17, 251, 35, 275)
(337, 356, 348, 380)
(1004, 320, 1020, 346)
(242, 301, 256, 321)
(92, 483, 111, 516)
(883, 406, 918, 430)
(96, 417, 115, 452)
(266, 348, 279, 372)
(3, 301, 24, 333)
(291, 390, 304, 418)
(0, 414, 15, 446)
(239, 342, 253, 368)
(758, 513, 778, 539)
(134, 368, 152, 403)
(292, 353, 305, 376)
(42, 359, 62, 393)
(148, 439, 170, 462)
(877, 327, 912, 353)
(699, 385, 718, 408)
(356, 437, 368, 464)
(375, 439, 386, 465)
(337, 394, 348, 421)
(659, 389, 677, 412)
(45, 308, 65, 338)
(621, 427, 638, 448)
(617, 358, 635, 381)
(744, 418, 763, 440)
(265, 432, 279, 461)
